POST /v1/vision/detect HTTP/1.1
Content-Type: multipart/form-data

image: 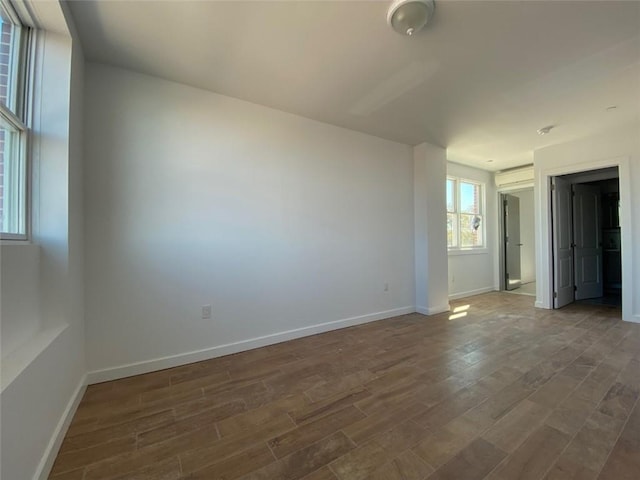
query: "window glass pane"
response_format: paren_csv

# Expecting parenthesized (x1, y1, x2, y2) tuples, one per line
(0, 12, 21, 113)
(460, 182, 481, 214)
(0, 116, 25, 235)
(446, 179, 455, 212)
(460, 213, 482, 247)
(447, 213, 457, 247)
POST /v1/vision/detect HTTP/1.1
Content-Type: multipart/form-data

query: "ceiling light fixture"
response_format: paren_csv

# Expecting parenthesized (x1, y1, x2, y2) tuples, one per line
(387, 0, 435, 36)
(537, 125, 554, 136)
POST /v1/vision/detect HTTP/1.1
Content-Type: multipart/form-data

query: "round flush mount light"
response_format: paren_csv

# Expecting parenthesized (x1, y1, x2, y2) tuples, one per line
(387, 0, 435, 36)
(537, 125, 554, 136)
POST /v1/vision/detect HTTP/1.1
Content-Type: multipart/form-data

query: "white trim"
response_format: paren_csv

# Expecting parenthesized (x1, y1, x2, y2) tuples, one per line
(618, 158, 633, 322)
(14, 0, 69, 35)
(448, 286, 495, 300)
(448, 248, 488, 256)
(0, 238, 33, 245)
(34, 374, 87, 480)
(87, 306, 415, 384)
(415, 304, 450, 315)
(536, 155, 634, 322)
(631, 315, 640, 324)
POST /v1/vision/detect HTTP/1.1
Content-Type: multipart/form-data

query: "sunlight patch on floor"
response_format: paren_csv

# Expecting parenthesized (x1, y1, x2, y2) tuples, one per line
(449, 311, 468, 320)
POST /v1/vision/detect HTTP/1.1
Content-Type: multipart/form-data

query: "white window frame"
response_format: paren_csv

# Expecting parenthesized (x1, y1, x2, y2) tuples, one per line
(447, 176, 486, 251)
(0, 0, 32, 241)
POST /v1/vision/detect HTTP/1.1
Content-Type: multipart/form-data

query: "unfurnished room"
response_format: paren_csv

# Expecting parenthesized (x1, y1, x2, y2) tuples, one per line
(1, 1, 639, 479)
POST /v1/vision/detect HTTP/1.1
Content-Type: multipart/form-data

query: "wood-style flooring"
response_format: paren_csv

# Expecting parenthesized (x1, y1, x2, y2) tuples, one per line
(49, 292, 640, 480)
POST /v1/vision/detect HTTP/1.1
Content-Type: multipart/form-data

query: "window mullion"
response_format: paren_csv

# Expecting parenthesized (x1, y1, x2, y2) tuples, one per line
(457, 180, 461, 247)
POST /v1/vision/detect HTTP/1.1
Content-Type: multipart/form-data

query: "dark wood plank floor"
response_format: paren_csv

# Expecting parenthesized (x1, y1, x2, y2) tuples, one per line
(49, 292, 640, 480)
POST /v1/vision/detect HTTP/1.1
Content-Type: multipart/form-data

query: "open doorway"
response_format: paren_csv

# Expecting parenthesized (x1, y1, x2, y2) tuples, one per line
(536, 155, 632, 321)
(551, 167, 621, 308)
(501, 188, 535, 296)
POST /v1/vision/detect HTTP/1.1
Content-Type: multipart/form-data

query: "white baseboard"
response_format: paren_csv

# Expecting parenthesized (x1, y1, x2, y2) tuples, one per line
(628, 314, 640, 324)
(415, 304, 450, 315)
(448, 287, 495, 301)
(87, 306, 415, 384)
(534, 301, 549, 309)
(35, 374, 87, 480)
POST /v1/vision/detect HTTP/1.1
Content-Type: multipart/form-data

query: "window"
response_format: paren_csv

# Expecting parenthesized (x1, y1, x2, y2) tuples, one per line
(0, 2, 29, 239)
(447, 177, 484, 249)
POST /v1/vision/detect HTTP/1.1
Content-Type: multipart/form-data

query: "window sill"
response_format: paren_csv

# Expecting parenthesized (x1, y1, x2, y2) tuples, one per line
(1, 239, 32, 245)
(1, 323, 69, 392)
(448, 248, 489, 256)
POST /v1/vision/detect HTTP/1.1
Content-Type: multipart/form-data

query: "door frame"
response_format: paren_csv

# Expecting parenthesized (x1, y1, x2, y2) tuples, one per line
(536, 156, 633, 322)
(504, 193, 523, 290)
(496, 184, 534, 292)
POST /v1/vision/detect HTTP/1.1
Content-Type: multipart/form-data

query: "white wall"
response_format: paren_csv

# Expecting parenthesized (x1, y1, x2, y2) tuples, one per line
(0, 3, 87, 479)
(534, 121, 639, 322)
(511, 189, 535, 284)
(414, 143, 449, 314)
(0, 244, 41, 355)
(447, 162, 497, 299)
(84, 64, 415, 377)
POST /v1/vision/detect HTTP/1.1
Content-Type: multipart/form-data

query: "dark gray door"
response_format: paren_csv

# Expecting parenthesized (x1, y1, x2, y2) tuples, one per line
(573, 184, 603, 300)
(504, 194, 522, 291)
(552, 176, 575, 308)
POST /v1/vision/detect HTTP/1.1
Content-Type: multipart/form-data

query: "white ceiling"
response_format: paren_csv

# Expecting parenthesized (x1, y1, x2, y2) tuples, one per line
(68, 0, 640, 171)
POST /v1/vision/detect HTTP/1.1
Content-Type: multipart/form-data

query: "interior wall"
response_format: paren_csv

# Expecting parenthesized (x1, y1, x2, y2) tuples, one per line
(0, 5, 87, 478)
(446, 162, 497, 299)
(414, 143, 449, 314)
(511, 189, 535, 284)
(84, 63, 416, 376)
(534, 121, 639, 322)
(0, 244, 41, 355)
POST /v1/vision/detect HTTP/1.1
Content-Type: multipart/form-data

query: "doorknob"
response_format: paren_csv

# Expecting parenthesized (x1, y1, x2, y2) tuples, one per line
(517, 243, 523, 246)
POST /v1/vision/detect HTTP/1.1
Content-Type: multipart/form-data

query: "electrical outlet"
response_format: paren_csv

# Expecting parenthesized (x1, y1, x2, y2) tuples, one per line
(201, 304, 212, 319)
